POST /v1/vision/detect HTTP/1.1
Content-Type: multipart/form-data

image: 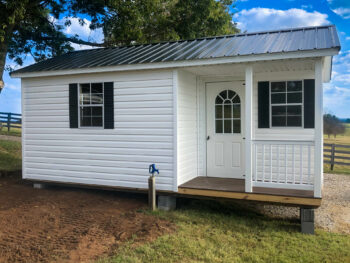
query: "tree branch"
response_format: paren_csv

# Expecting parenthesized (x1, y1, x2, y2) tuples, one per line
(41, 36, 107, 48)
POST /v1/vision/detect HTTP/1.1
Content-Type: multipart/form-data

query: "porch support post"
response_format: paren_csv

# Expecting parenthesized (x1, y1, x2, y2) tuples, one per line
(245, 65, 253, 193)
(314, 60, 323, 198)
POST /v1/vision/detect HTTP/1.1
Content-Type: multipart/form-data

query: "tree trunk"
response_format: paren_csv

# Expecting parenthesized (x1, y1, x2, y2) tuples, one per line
(0, 22, 15, 92)
(0, 44, 7, 92)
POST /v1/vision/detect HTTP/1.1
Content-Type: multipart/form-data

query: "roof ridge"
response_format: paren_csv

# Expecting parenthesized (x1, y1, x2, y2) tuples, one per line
(68, 24, 336, 54)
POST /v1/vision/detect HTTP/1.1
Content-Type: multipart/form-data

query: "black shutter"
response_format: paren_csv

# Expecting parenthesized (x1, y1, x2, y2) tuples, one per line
(69, 83, 78, 128)
(258, 81, 270, 128)
(304, 79, 315, 129)
(104, 82, 114, 129)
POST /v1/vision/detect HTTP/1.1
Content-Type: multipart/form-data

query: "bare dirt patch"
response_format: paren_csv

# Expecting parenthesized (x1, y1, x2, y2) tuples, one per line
(0, 173, 174, 263)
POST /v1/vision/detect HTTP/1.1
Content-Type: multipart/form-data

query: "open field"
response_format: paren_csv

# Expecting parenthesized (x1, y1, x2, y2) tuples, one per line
(324, 123, 350, 175)
(0, 124, 21, 137)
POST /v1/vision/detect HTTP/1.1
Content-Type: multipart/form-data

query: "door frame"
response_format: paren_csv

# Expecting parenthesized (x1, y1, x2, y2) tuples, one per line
(196, 76, 246, 179)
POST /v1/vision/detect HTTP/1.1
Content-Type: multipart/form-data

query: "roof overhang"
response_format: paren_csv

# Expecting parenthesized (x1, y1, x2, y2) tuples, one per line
(11, 48, 339, 79)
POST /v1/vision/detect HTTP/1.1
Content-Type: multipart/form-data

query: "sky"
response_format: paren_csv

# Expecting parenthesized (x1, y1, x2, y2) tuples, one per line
(1, 0, 350, 117)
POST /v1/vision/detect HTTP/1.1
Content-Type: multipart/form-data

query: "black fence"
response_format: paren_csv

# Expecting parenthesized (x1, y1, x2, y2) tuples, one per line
(0, 112, 22, 131)
(324, 143, 350, 170)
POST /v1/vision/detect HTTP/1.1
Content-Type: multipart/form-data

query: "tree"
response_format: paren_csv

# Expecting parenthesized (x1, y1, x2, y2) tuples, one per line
(0, 0, 107, 92)
(1, 0, 239, 91)
(324, 113, 345, 138)
(104, 0, 239, 46)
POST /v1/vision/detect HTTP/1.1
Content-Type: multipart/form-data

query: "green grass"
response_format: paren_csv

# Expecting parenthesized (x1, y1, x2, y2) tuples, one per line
(103, 200, 350, 263)
(324, 123, 350, 175)
(0, 125, 22, 137)
(0, 140, 22, 171)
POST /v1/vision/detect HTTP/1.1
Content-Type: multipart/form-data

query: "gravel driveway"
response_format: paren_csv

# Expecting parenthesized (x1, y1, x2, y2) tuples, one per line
(254, 173, 350, 234)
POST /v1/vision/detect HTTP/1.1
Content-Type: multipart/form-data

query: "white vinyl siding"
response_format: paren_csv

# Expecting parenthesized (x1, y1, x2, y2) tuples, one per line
(177, 70, 198, 186)
(22, 70, 175, 191)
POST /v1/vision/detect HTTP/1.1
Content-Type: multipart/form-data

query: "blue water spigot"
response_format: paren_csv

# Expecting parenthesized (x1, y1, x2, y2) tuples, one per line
(149, 164, 159, 176)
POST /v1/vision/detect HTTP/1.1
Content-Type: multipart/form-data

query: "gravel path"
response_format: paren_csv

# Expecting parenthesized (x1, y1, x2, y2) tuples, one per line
(254, 173, 350, 234)
(0, 135, 21, 142)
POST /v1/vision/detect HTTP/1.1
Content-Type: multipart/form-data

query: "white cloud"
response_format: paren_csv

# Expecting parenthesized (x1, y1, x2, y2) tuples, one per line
(234, 8, 329, 32)
(346, 37, 350, 41)
(332, 8, 350, 19)
(50, 16, 104, 50)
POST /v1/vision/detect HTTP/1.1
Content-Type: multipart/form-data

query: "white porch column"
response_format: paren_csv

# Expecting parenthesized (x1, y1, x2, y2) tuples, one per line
(245, 65, 253, 192)
(314, 60, 323, 198)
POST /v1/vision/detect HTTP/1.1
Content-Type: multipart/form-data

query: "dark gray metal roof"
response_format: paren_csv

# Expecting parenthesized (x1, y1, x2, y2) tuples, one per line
(12, 25, 340, 75)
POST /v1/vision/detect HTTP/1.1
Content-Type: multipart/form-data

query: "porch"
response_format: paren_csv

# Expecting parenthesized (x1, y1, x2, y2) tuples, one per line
(178, 177, 321, 207)
(175, 57, 326, 201)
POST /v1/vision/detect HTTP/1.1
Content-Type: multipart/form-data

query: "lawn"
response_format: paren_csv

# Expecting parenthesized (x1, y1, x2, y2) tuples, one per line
(0, 140, 22, 172)
(104, 200, 350, 263)
(324, 123, 350, 175)
(0, 126, 22, 137)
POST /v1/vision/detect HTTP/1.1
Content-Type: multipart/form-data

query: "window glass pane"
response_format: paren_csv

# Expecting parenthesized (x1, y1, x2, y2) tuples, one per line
(92, 117, 103, 127)
(92, 107, 103, 116)
(271, 82, 286, 92)
(80, 117, 91, 127)
(233, 104, 240, 118)
(272, 116, 286, 127)
(228, 90, 235, 100)
(91, 83, 103, 93)
(271, 93, 286, 104)
(233, 120, 241, 133)
(224, 120, 232, 133)
(287, 92, 302, 103)
(220, 91, 227, 100)
(287, 116, 302, 127)
(80, 94, 91, 105)
(287, 105, 301, 116)
(232, 95, 240, 103)
(287, 81, 302, 92)
(224, 105, 231, 118)
(80, 83, 90, 94)
(215, 105, 223, 118)
(80, 107, 91, 118)
(272, 106, 286, 116)
(216, 96, 223, 104)
(224, 99, 231, 104)
(91, 94, 103, 104)
(216, 120, 223, 133)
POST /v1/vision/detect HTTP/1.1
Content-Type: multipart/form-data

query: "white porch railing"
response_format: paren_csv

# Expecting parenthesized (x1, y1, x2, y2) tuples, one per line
(252, 140, 314, 191)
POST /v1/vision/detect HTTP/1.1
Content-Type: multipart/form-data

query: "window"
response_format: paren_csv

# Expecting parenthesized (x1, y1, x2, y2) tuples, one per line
(215, 90, 241, 134)
(270, 81, 303, 127)
(79, 83, 104, 127)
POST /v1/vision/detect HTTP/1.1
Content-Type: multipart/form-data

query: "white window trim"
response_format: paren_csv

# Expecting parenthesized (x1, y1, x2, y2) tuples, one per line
(78, 82, 105, 129)
(269, 80, 304, 129)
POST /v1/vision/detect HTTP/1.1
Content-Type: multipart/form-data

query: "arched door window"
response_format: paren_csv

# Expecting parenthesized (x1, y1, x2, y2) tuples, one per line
(215, 90, 241, 134)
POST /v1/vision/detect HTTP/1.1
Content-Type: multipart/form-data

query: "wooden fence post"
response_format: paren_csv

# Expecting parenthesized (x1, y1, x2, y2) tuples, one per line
(7, 112, 11, 132)
(330, 144, 335, 171)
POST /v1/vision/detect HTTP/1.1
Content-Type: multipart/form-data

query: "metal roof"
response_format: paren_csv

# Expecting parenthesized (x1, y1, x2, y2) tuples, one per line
(12, 25, 340, 75)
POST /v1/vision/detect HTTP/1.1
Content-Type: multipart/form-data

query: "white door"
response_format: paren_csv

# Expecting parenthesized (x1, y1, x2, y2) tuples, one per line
(206, 81, 245, 178)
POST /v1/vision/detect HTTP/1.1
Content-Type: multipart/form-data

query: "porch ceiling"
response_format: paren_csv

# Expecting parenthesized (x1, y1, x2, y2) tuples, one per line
(184, 58, 317, 77)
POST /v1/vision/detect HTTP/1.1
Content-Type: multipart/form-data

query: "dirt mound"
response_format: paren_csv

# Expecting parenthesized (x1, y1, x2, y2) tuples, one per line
(0, 175, 174, 262)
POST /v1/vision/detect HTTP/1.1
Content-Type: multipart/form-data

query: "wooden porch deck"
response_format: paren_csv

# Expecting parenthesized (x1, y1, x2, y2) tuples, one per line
(178, 177, 321, 207)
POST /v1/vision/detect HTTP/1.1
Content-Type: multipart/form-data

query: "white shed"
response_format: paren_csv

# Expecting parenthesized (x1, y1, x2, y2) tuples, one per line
(11, 25, 340, 209)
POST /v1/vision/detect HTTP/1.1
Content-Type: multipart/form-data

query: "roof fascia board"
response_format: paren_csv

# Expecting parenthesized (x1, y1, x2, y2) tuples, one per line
(12, 48, 339, 78)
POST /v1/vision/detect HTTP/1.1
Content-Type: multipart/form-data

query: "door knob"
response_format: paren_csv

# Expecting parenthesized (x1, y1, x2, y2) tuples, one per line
(207, 136, 210, 141)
